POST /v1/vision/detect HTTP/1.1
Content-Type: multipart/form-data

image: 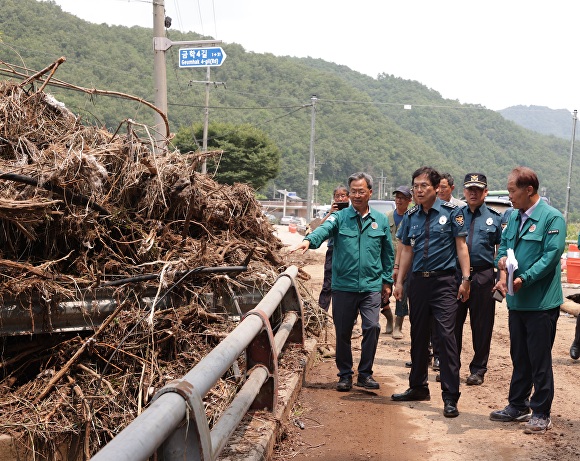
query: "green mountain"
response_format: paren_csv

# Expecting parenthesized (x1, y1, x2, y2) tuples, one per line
(499, 105, 575, 139)
(1, 0, 578, 215)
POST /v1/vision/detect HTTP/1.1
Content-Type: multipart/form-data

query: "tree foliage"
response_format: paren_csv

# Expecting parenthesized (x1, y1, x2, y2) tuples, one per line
(173, 123, 280, 190)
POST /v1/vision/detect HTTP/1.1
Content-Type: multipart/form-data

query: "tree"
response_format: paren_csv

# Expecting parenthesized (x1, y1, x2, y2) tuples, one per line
(173, 122, 281, 191)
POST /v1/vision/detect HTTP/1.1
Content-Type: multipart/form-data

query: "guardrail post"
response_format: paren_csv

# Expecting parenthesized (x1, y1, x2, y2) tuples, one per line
(278, 273, 305, 346)
(243, 309, 277, 411)
(151, 380, 211, 460)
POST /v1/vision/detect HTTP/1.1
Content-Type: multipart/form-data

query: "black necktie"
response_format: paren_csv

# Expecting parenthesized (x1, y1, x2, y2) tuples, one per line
(467, 211, 477, 255)
(423, 210, 431, 262)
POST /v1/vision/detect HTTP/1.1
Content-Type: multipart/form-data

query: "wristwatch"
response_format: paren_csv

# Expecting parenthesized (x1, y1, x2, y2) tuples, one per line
(461, 275, 472, 282)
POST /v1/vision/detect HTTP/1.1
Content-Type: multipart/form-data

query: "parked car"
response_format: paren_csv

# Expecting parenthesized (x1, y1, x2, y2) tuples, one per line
(484, 196, 512, 214)
(280, 216, 295, 225)
(263, 212, 277, 224)
(368, 200, 396, 215)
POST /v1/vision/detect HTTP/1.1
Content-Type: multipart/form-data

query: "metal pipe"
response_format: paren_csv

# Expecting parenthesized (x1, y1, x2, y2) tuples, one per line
(210, 312, 297, 457)
(100, 265, 248, 287)
(92, 392, 186, 461)
(90, 266, 298, 461)
(181, 266, 297, 397)
(274, 312, 298, 355)
(210, 366, 269, 458)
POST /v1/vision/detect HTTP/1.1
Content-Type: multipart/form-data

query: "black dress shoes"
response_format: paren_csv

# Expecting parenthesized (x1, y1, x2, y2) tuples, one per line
(570, 341, 580, 360)
(391, 388, 430, 401)
(356, 375, 380, 389)
(444, 399, 459, 418)
(466, 373, 484, 385)
(336, 376, 352, 392)
(432, 357, 440, 371)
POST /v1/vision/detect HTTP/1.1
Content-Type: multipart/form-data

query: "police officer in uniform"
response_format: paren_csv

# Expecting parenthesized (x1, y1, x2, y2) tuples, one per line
(455, 173, 502, 386)
(391, 166, 471, 418)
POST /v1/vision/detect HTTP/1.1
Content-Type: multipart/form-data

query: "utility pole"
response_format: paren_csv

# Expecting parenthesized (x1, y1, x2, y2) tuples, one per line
(152, 0, 166, 152)
(202, 66, 211, 173)
(564, 109, 577, 224)
(306, 95, 317, 222)
(152, 0, 222, 153)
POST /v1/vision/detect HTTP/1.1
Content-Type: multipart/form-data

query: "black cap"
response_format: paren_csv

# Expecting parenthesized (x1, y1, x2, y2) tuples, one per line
(393, 185, 412, 198)
(463, 173, 487, 189)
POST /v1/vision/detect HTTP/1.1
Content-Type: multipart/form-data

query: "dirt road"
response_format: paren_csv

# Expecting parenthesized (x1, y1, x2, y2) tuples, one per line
(273, 225, 580, 461)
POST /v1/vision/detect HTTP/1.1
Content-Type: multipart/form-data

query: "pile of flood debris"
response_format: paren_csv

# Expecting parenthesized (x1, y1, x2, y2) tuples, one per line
(0, 79, 323, 459)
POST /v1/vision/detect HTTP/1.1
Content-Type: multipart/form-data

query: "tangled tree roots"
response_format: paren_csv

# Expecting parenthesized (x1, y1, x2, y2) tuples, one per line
(0, 79, 325, 459)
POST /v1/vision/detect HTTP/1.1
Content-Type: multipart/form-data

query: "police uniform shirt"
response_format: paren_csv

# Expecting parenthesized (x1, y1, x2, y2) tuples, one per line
(464, 203, 502, 266)
(398, 197, 467, 273)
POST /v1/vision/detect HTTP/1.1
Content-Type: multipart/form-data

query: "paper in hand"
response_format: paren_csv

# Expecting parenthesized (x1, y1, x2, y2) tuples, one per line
(506, 248, 518, 296)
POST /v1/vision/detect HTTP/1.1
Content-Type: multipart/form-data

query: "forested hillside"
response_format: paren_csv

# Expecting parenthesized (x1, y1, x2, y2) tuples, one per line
(499, 105, 574, 139)
(1, 0, 578, 214)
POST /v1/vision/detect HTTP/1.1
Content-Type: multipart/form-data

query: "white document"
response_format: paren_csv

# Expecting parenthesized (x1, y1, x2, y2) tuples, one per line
(506, 248, 518, 296)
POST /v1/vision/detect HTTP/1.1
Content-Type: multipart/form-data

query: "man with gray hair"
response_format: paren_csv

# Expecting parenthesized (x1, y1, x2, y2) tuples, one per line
(292, 172, 394, 391)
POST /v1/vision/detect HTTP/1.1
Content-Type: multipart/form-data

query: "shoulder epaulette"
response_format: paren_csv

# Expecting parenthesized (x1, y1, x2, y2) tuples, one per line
(407, 205, 419, 215)
(488, 206, 502, 216)
(441, 201, 457, 209)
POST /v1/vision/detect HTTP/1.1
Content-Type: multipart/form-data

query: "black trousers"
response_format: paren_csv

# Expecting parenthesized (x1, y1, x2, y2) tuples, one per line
(409, 273, 460, 402)
(332, 291, 381, 379)
(455, 267, 495, 377)
(507, 307, 559, 416)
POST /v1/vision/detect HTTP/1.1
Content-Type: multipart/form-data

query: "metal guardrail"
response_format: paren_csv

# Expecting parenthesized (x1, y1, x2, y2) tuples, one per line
(90, 265, 304, 461)
(0, 265, 250, 337)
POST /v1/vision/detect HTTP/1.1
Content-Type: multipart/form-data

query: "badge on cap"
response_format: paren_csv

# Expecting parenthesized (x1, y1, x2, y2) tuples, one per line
(529, 224, 536, 233)
(439, 216, 447, 225)
(486, 217, 493, 225)
(371, 222, 378, 229)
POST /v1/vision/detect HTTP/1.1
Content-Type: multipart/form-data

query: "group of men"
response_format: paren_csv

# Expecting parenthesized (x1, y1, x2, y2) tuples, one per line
(292, 166, 566, 434)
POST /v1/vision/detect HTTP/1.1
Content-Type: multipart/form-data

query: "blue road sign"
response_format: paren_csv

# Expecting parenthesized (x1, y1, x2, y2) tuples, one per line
(179, 47, 227, 68)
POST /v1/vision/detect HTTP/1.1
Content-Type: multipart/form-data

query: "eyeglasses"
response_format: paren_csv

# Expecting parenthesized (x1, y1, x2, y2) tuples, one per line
(349, 189, 369, 197)
(411, 183, 432, 191)
(334, 193, 349, 199)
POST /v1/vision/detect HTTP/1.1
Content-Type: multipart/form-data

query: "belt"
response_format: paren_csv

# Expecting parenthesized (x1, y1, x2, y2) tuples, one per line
(470, 265, 494, 273)
(413, 269, 455, 278)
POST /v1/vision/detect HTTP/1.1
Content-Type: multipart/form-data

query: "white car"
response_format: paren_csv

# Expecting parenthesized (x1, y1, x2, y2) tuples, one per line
(280, 216, 295, 225)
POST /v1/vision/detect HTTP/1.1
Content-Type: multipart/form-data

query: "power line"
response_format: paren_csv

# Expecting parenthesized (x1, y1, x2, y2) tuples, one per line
(318, 97, 488, 110)
(168, 102, 305, 110)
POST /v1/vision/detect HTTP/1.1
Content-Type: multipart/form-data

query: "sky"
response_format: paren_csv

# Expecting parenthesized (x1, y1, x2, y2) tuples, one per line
(50, 0, 580, 113)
